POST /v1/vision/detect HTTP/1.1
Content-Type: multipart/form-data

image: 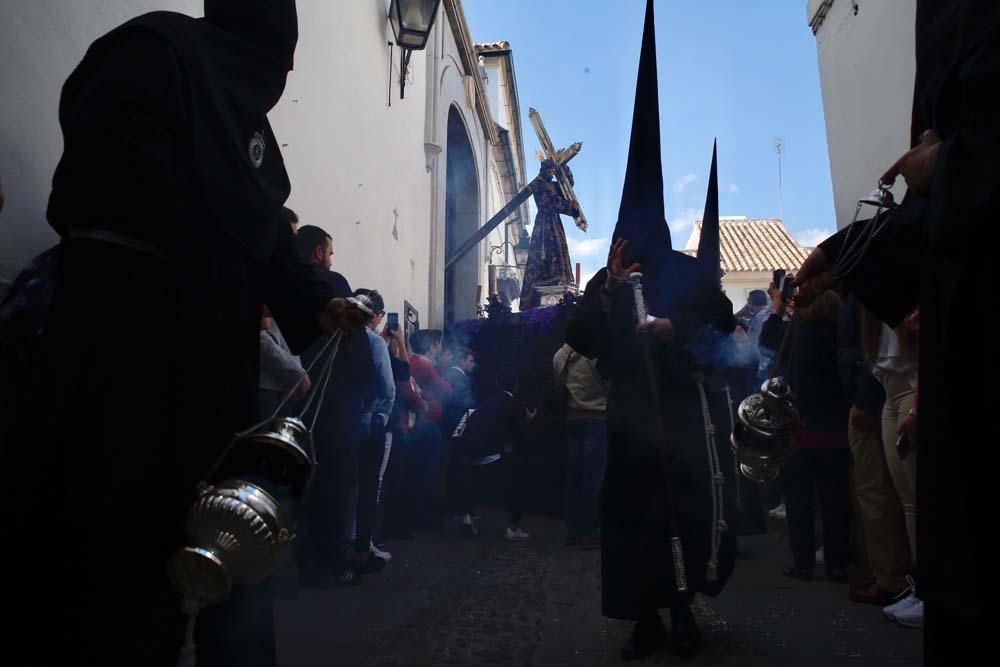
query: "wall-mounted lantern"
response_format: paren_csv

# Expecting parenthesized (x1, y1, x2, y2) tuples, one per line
(388, 0, 442, 100)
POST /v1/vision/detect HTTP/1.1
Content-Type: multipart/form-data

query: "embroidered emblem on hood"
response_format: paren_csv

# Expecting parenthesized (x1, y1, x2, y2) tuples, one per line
(249, 131, 266, 168)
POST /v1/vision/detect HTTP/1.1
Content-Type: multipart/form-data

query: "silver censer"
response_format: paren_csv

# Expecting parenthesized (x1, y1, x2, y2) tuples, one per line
(731, 377, 800, 483)
(168, 329, 346, 607)
(167, 416, 316, 605)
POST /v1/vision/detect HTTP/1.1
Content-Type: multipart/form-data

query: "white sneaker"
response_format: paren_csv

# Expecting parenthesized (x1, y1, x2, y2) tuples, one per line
(369, 541, 392, 562)
(882, 577, 916, 620)
(505, 526, 530, 541)
(768, 503, 787, 520)
(883, 592, 918, 621)
(894, 597, 924, 629)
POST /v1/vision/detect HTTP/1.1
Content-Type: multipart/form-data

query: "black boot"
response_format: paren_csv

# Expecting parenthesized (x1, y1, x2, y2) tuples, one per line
(670, 603, 702, 657)
(620, 612, 667, 661)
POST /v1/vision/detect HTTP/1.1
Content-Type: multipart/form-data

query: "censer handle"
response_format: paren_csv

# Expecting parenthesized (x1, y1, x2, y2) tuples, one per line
(203, 331, 342, 484)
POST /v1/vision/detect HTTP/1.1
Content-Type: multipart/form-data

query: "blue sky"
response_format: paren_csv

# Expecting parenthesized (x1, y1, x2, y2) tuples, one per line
(463, 0, 836, 283)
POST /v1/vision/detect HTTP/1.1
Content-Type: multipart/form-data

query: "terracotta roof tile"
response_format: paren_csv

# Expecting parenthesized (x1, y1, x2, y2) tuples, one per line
(684, 218, 809, 272)
(474, 41, 510, 52)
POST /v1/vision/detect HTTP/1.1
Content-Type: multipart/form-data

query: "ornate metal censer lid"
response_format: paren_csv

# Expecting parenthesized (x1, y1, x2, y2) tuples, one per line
(737, 377, 799, 439)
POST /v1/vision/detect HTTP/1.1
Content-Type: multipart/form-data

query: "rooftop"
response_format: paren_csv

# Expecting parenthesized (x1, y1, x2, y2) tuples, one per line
(683, 218, 810, 272)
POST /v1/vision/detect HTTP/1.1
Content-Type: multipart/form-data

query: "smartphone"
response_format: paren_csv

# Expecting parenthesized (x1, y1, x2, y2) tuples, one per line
(387, 312, 399, 332)
(896, 433, 911, 461)
(772, 269, 786, 291)
(781, 273, 796, 302)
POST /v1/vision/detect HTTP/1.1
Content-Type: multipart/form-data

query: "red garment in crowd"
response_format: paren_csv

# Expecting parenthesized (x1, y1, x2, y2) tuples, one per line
(409, 354, 451, 423)
(793, 429, 848, 450)
(395, 377, 425, 433)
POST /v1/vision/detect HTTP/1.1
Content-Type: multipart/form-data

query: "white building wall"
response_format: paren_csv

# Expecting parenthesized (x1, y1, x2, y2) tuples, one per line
(1, 1, 507, 327)
(269, 0, 435, 324)
(0, 0, 201, 285)
(483, 60, 503, 130)
(808, 0, 916, 229)
(722, 271, 772, 311)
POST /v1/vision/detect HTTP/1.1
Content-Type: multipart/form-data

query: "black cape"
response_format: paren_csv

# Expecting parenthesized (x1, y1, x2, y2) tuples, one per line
(7, 4, 340, 664)
(567, 260, 738, 619)
(910, 0, 996, 625)
(817, 0, 998, 627)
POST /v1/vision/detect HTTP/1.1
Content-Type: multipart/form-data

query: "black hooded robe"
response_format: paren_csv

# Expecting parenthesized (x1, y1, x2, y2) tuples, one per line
(567, 262, 738, 619)
(6, 4, 336, 665)
(818, 2, 997, 661)
(567, 0, 739, 620)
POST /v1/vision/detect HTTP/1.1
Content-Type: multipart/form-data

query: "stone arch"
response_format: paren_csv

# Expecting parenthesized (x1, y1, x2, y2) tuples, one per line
(444, 104, 480, 324)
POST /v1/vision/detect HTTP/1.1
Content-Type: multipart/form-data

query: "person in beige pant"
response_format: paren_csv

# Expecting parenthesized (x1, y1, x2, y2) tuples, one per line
(880, 369, 918, 560)
(874, 322, 919, 563)
(849, 410, 913, 597)
(841, 299, 912, 603)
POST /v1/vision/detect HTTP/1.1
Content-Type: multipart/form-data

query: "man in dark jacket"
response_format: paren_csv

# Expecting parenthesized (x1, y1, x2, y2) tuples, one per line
(295, 224, 375, 586)
(441, 347, 476, 437)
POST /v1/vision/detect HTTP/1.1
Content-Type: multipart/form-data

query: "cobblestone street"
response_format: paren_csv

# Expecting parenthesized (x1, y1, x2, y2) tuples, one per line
(276, 513, 922, 666)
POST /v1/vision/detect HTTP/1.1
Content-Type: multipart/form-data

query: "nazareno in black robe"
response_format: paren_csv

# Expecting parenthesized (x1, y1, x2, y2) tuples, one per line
(5, 3, 342, 666)
(816, 0, 997, 659)
(567, 261, 738, 620)
(569, 0, 740, 620)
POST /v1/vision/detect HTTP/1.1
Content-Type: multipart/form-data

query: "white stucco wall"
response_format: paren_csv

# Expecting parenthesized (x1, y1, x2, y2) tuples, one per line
(1, 1, 508, 327)
(0, 0, 201, 286)
(722, 271, 773, 312)
(268, 0, 438, 324)
(808, 0, 916, 229)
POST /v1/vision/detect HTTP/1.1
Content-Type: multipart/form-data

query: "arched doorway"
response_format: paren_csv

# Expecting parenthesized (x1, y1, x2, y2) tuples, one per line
(444, 107, 480, 325)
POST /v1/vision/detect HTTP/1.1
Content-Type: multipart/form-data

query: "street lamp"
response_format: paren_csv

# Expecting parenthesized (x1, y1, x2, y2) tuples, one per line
(490, 228, 531, 271)
(490, 228, 531, 268)
(513, 228, 531, 268)
(388, 0, 442, 100)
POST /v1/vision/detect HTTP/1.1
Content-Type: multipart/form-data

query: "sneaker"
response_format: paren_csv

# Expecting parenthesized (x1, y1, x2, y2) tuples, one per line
(882, 577, 917, 621)
(505, 526, 530, 541)
(894, 597, 924, 629)
(461, 513, 479, 537)
(883, 592, 919, 621)
(369, 541, 392, 562)
(768, 503, 787, 520)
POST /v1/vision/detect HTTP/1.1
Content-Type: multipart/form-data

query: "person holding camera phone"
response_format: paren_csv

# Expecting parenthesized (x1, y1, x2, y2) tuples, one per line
(757, 270, 795, 382)
(352, 289, 396, 574)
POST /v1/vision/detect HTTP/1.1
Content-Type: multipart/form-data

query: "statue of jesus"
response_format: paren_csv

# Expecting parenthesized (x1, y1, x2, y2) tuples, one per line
(518, 159, 580, 310)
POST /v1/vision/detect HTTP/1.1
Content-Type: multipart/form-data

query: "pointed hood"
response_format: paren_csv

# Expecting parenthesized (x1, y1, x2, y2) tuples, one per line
(204, 0, 298, 72)
(697, 140, 721, 286)
(612, 0, 672, 265)
(203, 0, 298, 110)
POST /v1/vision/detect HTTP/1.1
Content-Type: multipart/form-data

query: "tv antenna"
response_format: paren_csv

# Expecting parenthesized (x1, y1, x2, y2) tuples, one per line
(775, 136, 783, 221)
